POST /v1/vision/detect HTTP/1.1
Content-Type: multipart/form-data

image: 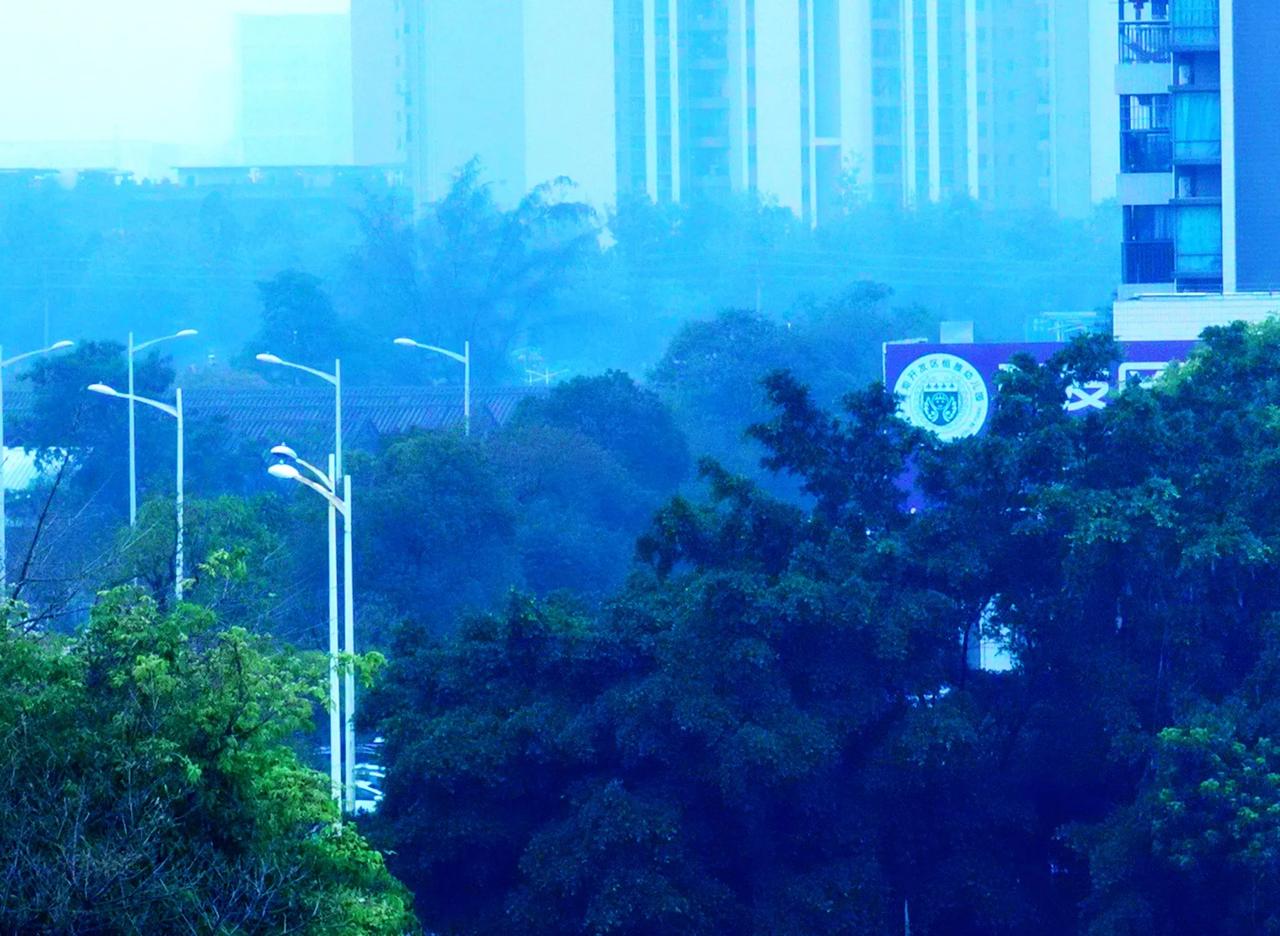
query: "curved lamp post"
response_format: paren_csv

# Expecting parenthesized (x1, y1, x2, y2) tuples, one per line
(271, 444, 342, 808)
(255, 354, 343, 478)
(88, 383, 184, 602)
(269, 452, 356, 814)
(0, 340, 74, 594)
(393, 337, 471, 436)
(128, 329, 197, 527)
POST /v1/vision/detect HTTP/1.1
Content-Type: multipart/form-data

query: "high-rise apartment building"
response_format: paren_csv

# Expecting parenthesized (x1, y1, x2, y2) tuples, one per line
(351, 0, 1094, 219)
(352, 0, 616, 208)
(613, 0, 1092, 221)
(861, 0, 1091, 214)
(613, 0, 867, 224)
(237, 15, 353, 166)
(1117, 0, 1280, 299)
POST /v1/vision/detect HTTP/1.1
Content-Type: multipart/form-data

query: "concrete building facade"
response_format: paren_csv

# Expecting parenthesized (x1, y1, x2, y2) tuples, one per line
(237, 15, 353, 167)
(1113, 0, 1280, 339)
(353, 0, 616, 209)
(612, 0, 1092, 220)
(860, 0, 1092, 215)
(351, 0, 1094, 220)
(1116, 0, 1280, 298)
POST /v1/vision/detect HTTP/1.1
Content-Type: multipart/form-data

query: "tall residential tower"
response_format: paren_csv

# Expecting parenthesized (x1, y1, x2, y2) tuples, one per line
(1113, 0, 1280, 341)
(352, 0, 617, 208)
(351, 0, 1095, 219)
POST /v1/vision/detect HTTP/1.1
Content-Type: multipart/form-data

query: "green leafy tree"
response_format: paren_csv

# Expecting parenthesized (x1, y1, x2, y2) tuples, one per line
(374, 325, 1280, 935)
(0, 590, 417, 934)
(351, 430, 521, 636)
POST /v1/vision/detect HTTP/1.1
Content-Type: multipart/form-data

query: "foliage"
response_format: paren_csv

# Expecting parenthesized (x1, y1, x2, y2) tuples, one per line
(109, 494, 302, 630)
(345, 160, 600, 383)
(372, 323, 1280, 934)
(0, 590, 417, 934)
(247, 270, 345, 373)
(508, 370, 690, 495)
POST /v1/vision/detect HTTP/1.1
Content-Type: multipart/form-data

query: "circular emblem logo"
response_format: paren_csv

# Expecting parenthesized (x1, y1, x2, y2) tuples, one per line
(893, 353, 989, 441)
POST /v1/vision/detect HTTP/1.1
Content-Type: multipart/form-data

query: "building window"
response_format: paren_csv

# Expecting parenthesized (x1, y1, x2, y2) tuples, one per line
(1173, 91, 1221, 162)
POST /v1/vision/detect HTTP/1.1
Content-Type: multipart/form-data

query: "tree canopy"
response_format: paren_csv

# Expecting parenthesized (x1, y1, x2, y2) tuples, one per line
(0, 589, 417, 934)
(369, 322, 1280, 935)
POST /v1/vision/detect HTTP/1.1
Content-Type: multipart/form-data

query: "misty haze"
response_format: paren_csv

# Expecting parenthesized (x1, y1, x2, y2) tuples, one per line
(1, 1, 1277, 933)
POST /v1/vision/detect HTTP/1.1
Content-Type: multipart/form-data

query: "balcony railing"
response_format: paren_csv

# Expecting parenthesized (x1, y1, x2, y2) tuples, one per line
(1122, 131, 1173, 173)
(1120, 22, 1171, 63)
(1124, 240, 1175, 284)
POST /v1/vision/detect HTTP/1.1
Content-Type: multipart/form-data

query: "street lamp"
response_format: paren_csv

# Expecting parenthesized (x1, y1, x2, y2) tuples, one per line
(128, 329, 197, 527)
(0, 340, 74, 595)
(269, 449, 357, 814)
(255, 354, 343, 478)
(271, 444, 342, 808)
(88, 383, 185, 602)
(526, 367, 566, 386)
(394, 337, 471, 436)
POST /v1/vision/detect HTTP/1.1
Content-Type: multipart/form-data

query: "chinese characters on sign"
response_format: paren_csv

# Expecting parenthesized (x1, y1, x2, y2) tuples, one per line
(885, 342, 1199, 440)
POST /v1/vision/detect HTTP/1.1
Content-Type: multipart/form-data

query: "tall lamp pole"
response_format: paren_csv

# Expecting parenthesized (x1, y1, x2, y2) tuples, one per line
(255, 354, 350, 809)
(393, 338, 471, 436)
(271, 444, 342, 807)
(268, 455, 356, 814)
(128, 329, 197, 527)
(88, 383, 185, 602)
(256, 354, 342, 477)
(0, 340, 74, 596)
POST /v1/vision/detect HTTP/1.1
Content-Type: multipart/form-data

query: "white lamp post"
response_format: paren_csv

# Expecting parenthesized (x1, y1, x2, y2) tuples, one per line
(526, 367, 566, 386)
(269, 455, 357, 814)
(88, 383, 185, 602)
(0, 340, 74, 595)
(128, 329, 197, 527)
(270, 444, 342, 807)
(393, 338, 471, 436)
(256, 354, 343, 477)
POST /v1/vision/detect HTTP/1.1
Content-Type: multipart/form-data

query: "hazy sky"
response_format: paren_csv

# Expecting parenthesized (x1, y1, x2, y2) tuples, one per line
(0, 0, 347, 146)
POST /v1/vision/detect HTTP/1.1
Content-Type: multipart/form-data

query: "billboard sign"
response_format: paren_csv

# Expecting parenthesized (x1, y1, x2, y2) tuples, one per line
(884, 341, 1199, 439)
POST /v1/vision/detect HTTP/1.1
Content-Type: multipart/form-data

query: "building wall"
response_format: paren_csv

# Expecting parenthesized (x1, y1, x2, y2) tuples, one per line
(416, 1, 527, 202)
(1052, 0, 1094, 217)
(1231, 1, 1280, 292)
(350, 0, 401, 166)
(522, 0, 617, 205)
(378, 0, 617, 210)
(236, 15, 353, 167)
(754, 0, 804, 213)
(351, 0, 1097, 219)
(1088, 0, 1118, 202)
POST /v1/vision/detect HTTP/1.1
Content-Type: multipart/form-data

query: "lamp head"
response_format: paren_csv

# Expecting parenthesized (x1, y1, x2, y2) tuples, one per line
(256, 353, 283, 364)
(268, 463, 301, 482)
(87, 383, 118, 397)
(393, 338, 416, 347)
(50, 340, 74, 351)
(269, 443, 298, 459)
(175, 329, 198, 338)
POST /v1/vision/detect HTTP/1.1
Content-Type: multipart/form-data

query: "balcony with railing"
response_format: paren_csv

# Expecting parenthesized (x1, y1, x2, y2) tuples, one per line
(1122, 131, 1173, 173)
(1120, 22, 1171, 63)
(1124, 240, 1175, 284)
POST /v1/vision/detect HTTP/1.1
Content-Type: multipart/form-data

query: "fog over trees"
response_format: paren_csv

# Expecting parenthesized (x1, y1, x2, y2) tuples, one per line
(7, 162, 1279, 934)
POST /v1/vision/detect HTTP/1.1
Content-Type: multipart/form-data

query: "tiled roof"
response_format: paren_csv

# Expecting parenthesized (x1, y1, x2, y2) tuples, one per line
(4, 386, 542, 450)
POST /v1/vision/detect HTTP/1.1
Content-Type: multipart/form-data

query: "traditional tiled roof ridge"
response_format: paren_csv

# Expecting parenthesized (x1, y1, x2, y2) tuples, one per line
(3, 385, 546, 446)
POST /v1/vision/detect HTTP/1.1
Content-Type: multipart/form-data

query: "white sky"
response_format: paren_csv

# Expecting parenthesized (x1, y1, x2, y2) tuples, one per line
(0, 0, 348, 146)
